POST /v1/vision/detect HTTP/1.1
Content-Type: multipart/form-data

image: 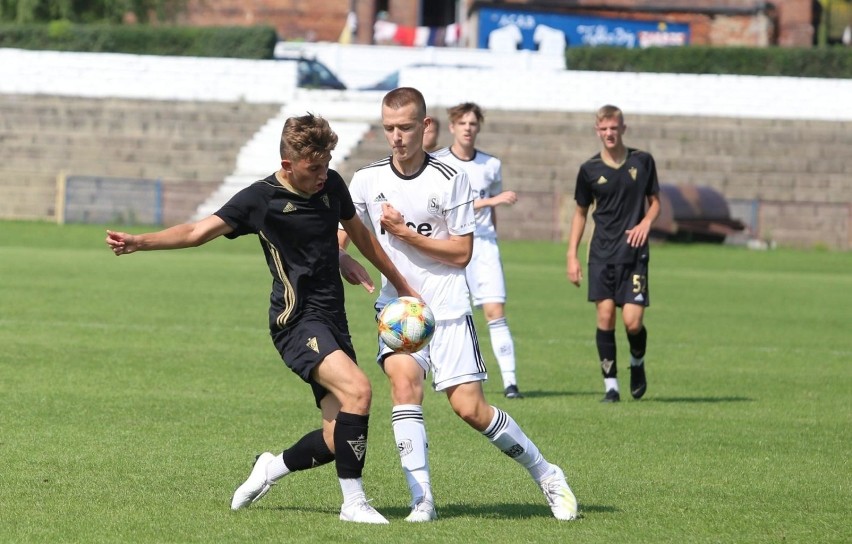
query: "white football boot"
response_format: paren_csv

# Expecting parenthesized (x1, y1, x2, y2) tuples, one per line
(230, 452, 276, 510)
(539, 465, 579, 521)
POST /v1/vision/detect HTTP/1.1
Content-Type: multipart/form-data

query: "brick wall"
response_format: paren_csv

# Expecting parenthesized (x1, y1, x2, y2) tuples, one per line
(177, 0, 815, 46)
(182, 0, 349, 41)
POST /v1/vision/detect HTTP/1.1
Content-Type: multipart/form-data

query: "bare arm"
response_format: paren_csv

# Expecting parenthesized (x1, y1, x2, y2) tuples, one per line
(473, 190, 516, 230)
(625, 193, 661, 248)
(380, 203, 472, 268)
(337, 228, 376, 292)
(473, 190, 517, 210)
(105, 215, 233, 256)
(566, 205, 589, 287)
(340, 215, 417, 297)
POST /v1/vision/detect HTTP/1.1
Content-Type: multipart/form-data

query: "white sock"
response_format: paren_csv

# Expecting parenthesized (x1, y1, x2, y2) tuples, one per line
(339, 477, 366, 505)
(488, 317, 517, 388)
(482, 406, 550, 481)
(391, 404, 433, 503)
(605, 377, 619, 392)
(267, 454, 291, 482)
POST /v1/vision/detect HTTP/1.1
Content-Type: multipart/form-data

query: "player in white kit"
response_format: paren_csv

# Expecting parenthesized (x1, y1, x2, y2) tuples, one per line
(340, 87, 578, 523)
(431, 102, 523, 399)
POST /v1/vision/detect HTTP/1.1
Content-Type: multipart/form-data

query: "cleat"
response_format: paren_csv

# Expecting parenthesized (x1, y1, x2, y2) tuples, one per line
(601, 389, 620, 403)
(630, 363, 647, 399)
(231, 452, 276, 510)
(504, 385, 524, 399)
(539, 465, 579, 521)
(405, 497, 437, 522)
(339, 497, 389, 524)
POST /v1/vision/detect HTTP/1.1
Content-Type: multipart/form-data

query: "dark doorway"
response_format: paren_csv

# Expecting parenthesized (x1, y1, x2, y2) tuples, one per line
(421, 0, 455, 27)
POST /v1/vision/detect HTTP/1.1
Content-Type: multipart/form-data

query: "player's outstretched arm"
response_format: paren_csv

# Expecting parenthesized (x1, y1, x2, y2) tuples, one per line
(379, 203, 472, 268)
(340, 216, 418, 298)
(105, 215, 233, 256)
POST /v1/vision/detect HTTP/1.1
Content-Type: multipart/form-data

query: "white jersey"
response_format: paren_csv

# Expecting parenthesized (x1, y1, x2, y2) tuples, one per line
(431, 147, 502, 240)
(348, 155, 476, 320)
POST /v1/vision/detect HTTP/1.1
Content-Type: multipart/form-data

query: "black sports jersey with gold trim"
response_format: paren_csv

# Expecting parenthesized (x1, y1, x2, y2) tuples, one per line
(214, 170, 356, 331)
(574, 148, 660, 264)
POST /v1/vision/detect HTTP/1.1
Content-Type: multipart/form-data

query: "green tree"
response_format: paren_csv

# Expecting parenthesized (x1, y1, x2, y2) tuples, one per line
(0, 0, 187, 24)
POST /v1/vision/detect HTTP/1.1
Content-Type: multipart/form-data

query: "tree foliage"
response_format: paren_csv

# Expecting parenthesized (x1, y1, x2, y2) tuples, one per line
(0, 0, 187, 24)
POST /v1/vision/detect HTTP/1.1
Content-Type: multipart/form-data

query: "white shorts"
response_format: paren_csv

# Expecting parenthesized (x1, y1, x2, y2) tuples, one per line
(377, 315, 488, 391)
(465, 236, 506, 307)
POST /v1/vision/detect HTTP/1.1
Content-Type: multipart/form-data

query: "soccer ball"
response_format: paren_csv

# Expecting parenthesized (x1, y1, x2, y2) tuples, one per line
(377, 296, 436, 353)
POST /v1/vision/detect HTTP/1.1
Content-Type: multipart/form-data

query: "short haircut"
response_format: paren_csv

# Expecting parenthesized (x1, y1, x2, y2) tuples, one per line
(382, 87, 427, 119)
(279, 113, 338, 161)
(447, 102, 484, 124)
(596, 104, 624, 125)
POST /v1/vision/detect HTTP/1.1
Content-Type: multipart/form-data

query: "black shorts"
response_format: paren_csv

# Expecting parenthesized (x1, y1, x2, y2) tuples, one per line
(588, 258, 650, 308)
(270, 315, 357, 408)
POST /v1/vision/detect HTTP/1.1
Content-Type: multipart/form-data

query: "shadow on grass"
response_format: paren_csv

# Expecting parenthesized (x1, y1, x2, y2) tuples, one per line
(648, 396, 753, 403)
(493, 389, 599, 400)
(264, 501, 615, 520)
(492, 389, 753, 403)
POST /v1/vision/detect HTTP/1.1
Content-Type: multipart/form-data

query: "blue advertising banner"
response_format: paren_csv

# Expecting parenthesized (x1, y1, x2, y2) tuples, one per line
(478, 7, 690, 52)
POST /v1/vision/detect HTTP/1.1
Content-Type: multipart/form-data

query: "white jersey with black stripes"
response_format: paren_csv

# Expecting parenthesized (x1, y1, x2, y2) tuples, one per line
(348, 155, 476, 320)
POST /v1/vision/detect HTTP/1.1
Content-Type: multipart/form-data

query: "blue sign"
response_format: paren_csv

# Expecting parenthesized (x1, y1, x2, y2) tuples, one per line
(477, 7, 690, 51)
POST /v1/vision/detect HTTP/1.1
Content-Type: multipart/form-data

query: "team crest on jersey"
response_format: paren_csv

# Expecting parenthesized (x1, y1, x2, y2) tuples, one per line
(597, 176, 608, 185)
(629, 167, 638, 181)
(306, 336, 319, 353)
(426, 194, 441, 216)
(282, 202, 297, 213)
(321, 195, 330, 208)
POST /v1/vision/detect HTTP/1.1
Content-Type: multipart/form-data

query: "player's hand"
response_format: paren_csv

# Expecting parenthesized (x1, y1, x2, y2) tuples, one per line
(567, 256, 583, 287)
(106, 230, 138, 256)
(493, 191, 517, 206)
(339, 251, 375, 293)
(625, 221, 651, 248)
(379, 203, 406, 237)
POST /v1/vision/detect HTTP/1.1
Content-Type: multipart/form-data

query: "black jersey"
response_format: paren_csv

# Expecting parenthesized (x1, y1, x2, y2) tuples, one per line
(214, 170, 356, 331)
(574, 148, 660, 264)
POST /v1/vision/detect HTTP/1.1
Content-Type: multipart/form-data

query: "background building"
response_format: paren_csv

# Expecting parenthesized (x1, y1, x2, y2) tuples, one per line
(179, 0, 820, 48)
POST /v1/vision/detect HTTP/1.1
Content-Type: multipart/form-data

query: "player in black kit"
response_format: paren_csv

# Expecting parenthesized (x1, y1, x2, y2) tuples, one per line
(105, 113, 414, 524)
(566, 105, 661, 403)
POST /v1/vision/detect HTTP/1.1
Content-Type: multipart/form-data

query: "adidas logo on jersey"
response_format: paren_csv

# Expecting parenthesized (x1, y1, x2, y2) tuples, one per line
(597, 176, 608, 185)
(374, 193, 388, 203)
(282, 202, 297, 213)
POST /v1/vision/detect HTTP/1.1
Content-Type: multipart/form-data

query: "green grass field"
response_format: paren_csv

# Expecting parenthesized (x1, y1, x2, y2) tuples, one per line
(1, 221, 849, 543)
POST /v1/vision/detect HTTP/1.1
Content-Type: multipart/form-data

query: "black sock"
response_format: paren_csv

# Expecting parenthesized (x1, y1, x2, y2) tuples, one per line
(333, 412, 370, 479)
(596, 328, 617, 378)
(281, 428, 334, 472)
(627, 326, 647, 363)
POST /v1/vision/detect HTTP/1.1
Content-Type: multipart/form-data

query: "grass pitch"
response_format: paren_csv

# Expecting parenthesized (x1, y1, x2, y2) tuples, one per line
(0, 221, 849, 543)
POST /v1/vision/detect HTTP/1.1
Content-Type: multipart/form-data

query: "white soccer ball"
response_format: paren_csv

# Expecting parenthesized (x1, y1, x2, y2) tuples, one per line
(377, 296, 436, 353)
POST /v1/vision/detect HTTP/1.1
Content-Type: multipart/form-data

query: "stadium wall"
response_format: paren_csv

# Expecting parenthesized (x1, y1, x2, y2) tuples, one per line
(1, 47, 849, 249)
